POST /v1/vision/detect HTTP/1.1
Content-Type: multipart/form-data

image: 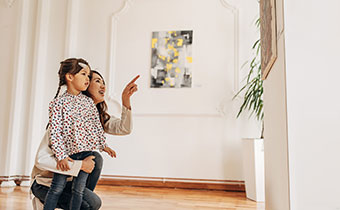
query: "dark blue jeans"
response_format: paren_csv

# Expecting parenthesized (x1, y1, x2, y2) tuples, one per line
(36, 151, 103, 210)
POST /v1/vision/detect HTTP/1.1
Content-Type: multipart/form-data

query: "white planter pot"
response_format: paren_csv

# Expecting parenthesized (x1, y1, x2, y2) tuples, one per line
(242, 138, 265, 202)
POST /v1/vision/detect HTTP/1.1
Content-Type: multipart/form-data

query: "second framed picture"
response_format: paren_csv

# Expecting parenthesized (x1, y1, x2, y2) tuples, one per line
(260, 0, 277, 80)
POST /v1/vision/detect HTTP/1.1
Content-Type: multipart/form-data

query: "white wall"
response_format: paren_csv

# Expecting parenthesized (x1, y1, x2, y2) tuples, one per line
(262, 0, 290, 209)
(264, 0, 340, 209)
(284, 0, 340, 209)
(0, 0, 260, 183)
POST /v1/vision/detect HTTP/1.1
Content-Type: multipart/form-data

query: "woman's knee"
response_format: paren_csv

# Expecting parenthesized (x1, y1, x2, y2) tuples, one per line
(92, 193, 102, 210)
(81, 198, 101, 210)
(83, 188, 102, 210)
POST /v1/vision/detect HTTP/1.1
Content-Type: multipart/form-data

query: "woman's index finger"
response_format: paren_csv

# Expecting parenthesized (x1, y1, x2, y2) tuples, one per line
(129, 75, 140, 84)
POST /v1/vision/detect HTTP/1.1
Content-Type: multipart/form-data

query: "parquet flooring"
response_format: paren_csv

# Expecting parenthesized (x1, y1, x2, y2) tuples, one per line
(0, 185, 265, 210)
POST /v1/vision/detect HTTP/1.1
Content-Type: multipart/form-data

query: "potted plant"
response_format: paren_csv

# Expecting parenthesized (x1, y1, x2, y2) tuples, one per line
(234, 18, 263, 131)
(233, 18, 265, 202)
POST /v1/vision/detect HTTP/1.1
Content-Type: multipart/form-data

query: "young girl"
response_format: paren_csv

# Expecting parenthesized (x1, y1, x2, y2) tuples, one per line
(43, 58, 115, 210)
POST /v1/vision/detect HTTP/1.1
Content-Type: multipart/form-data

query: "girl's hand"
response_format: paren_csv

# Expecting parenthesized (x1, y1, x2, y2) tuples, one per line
(57, 157, 74, 171)
(103, 146, 117, 158)
(122, 75, 140, 109)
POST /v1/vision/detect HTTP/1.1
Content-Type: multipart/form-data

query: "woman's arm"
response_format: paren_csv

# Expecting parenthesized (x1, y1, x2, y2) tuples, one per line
(34, 130, 82, 177)
(104, 106, 132, 135)
(104, 75, 138, 135)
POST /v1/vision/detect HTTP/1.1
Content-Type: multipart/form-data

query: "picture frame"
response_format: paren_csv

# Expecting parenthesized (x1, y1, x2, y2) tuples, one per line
(260, 0, 277, 80)
(150, 30, 193, 88)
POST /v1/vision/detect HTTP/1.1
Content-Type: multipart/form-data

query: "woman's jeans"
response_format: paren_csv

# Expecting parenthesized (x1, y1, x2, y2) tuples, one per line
(32, 151, 103, 210)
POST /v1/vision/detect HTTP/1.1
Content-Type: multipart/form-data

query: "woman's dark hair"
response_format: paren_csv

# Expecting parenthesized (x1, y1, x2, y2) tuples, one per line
(54, 58, 90, 99)
(83, 70, 111, 130)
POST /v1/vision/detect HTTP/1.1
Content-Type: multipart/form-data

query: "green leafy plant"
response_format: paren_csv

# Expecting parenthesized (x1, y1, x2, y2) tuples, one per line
(233, 18, 264, 136)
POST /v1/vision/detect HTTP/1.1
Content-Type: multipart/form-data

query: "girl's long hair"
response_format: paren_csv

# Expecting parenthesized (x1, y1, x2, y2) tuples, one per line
(83, 70, 111, 130)
(54, 58, 90, 99)
(47, 58, 90, 129)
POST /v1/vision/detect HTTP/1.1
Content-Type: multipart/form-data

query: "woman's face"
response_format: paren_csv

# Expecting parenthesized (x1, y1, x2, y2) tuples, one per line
(88, 72, 106, 104)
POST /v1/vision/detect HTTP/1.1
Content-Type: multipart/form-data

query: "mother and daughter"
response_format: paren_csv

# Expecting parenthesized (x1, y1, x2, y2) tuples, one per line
(31, 58, 139, 210)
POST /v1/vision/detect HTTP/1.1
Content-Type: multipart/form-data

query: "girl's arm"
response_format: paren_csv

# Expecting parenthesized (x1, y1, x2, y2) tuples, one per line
(48, 99, 68, 161)
(34, 130, 82, 177)
(104, 106, 132, 135)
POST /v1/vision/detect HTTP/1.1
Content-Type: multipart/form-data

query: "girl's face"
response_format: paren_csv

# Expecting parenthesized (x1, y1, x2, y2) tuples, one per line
(69, 67, 90, 92)
(88, 72, 106, 104)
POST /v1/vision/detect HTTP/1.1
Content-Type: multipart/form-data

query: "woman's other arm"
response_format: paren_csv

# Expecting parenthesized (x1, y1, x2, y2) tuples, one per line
(104, 106, 132, 135)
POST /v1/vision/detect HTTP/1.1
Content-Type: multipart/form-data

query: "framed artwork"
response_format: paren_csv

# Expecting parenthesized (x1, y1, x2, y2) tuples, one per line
(150, 30, 193, 88)
(260, 0, 277, 80)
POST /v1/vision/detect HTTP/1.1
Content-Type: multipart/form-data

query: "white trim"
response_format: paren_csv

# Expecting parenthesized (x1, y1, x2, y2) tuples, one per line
(64, 0, 80, 58)
(0, 181, 16, 187)
(100, 175, 244, 185)
(133, 113, 224, 118)
(220, 0, 240, 94)
(5, 0, 30, 175)
(25, 0, 51, 174)
(107, 0, 134, 105)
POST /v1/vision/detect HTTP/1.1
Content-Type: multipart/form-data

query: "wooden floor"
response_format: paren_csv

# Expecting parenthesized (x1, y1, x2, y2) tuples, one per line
(0, 185, 265, 210)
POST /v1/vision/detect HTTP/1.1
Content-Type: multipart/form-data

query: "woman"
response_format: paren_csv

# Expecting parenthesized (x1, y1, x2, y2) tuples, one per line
(31, 71, 139, 210)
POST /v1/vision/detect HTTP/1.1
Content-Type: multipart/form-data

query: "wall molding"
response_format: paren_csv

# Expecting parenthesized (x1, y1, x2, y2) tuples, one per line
(107, 0, 134, 107)
(25, 0, 51, 174)
(64, 0, 80, 58)
(133, 113, 223, 118)
(220, 0, 240, 94)
(0, 175, 30, 186)
(98, 175, 245, 192)
(107, 0, 240, 117)
(0, 175, 244, 191)
(6, 0, 31, 176)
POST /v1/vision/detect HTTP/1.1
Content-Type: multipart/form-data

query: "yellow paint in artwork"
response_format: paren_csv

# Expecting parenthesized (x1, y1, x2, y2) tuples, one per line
(174, 51, 179, 57)
(175, 67, 181, 73)
(166, 63, 172, 70)
(167, 44, 175, 50)
(170, 81, 175, 86)
(164, 38, 170, 44)
(167, 57, 170, 62)
(175, 74, 179, 78)
(165, 77, 170, 82)
(151, 38, 158, 48)
(186, 56, 193, 63)
(162, 80, 165, 84)
(173, 59, 178, 63)
(158, 55, 166, 60)
(177, 39, 183, 46)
